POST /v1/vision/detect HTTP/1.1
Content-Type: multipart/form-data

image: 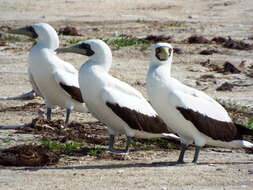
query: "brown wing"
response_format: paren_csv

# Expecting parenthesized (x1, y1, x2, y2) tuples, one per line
(176, 107, 240, 141)
(59, 82, 84, 103)
(106, 102, 170, 134)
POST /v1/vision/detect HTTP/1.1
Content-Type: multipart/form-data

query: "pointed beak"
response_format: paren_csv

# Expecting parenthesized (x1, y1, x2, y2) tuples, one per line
(56, 43, 94, 56)
(8, 26, 38, 38)
(159, 47, 170, 61)
(56, 44, 82, 54)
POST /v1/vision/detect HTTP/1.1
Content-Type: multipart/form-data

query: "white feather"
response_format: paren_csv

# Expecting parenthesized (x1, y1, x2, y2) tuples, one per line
(101, 86, 156, 117)
(147, 43, 252, 149)
(168, 78, 232, 122)
(78, 40, 175, 138)
(28, 23, 87, 112)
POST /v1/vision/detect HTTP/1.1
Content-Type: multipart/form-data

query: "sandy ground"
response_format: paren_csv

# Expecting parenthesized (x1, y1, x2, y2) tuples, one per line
(0, 0, 253, 189)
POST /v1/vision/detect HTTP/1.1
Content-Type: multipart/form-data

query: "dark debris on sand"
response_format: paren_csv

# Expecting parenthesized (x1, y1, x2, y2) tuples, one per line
(211, 36, 228, 44)
(143, 35, 173, 43)
(200, 60, 241, 74)
(185, 35, 253, 51)
(200, 59, 222, 72)
(58, 26, 81, 36)
(15, 118, 181, 155)
(17, 118, 108, 145)
(212, 36, 253, 50)
(199, 49, 219, 55)
(221, 104, 253, 125)
(223, 39, 253, 50)
(173, 47, 183, 54)
(187, 35, 210, 44)
(0, 102, 44, 112)
(0, 25, 12, 32)
(0, 145, 60, 166)
(218, 62, 241, 74)
(216, 82, 234, 91)
(16, 118, 180, 149)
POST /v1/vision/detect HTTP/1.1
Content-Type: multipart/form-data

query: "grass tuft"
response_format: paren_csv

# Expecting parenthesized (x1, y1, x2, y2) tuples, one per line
(166, 21, 186, 27)
(247, 119, 253, 130)
(0, 34, 21, 42)
(103, 36, 148, 49)
(40, 140, 85, 155)
(66, 38, 83, 44)
(2, 139, 12, 143)
(82, 147, 105, 156)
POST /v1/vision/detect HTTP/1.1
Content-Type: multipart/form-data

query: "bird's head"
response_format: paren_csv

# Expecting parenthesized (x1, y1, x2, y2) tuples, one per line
(8, 23, 59, 50)
(151, 42, 173, 65)
(56, 39, 112, 59)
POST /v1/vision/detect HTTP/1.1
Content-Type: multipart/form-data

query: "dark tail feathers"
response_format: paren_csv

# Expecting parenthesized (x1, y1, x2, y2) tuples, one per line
(236, 123, 253, 136)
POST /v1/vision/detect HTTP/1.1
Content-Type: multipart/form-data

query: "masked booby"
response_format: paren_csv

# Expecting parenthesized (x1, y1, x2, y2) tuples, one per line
(146, 42, 253, 163)
(56, 39, 178, 152)
(8, 23, 88, 125)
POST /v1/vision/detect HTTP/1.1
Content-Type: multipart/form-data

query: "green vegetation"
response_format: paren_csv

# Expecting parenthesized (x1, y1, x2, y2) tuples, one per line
(39, 140, 107, 156)
(40, 140, 85, 155)
(216, 98, 253, 131)
(66, 38, 83, 44)
(2, 139, 12, 143)
(103, 36, 148, 49)
(25, 38, 36, 43)
(0, 34, 21, 42)
(166, 21, 186, 27)
(82, 147, 106, 156)
(0, 33, 36, 43)
(247, 119, 253, 130)
(140, 43, 150, 51)
(215, 98, 249, 111)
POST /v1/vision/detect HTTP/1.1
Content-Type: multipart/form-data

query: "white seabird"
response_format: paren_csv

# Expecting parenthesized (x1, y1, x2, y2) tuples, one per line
(8, 23, 88, 125)
(146, 42, 253, 163)
(56, 39, 178, 152)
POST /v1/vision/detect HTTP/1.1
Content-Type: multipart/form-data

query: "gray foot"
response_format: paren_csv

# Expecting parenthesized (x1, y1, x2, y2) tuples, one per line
(177, 143, 188, 164)
(47, 107, 52, 121)
(192, 146, 201, 163)
(65, 108, 72, 125)
(124, 136, 132, 153)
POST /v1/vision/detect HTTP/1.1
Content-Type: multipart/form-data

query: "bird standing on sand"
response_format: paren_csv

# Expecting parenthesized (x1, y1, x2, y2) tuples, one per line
(146, 42, 253, 163)
(8, 23, 88, 125)
(57, 39, 178, 152)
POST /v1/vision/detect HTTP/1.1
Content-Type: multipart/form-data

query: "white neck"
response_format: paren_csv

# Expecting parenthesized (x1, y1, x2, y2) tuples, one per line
(86, 49, 112, 72)
(36, 32, 59, 50)
(148, 59, 172, 79)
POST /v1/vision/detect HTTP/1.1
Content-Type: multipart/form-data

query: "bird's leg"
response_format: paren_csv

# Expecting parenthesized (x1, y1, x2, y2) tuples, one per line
(65, 108, 72, 125)
(124, 136, 132, 153)
(108, 134, 115, 152)
(47, 107, 52, 121)
(177, 143, 188, 164)
(192, 146, 201, 163)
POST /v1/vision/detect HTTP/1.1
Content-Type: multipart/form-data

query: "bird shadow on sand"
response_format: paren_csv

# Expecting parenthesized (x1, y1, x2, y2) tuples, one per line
(13, 160, 253, 172)
(15, 161, 178, 172)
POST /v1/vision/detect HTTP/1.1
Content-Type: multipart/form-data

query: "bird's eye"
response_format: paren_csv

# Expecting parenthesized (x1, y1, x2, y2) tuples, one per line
(155, 48, 161, 54)
(168, 48, 172, 55)
(27, 26, 38, 38)
(79, 43, 91, 50)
